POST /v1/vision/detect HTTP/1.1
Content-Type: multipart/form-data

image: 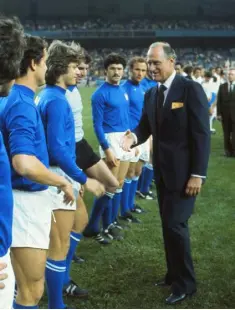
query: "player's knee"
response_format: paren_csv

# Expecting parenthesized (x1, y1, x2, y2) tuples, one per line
(112, 178, 119, 189)
(135, 170, 142, 177)
(118, 179, 125, 188)
(126, 169, 135, 179)
(107, 176, 119, 190)
(50, 230, 70, 258)
(74, 214, 88, 233)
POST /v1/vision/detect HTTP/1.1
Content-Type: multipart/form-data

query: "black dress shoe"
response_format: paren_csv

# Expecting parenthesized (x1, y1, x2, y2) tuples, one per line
(165, 291, 195, 305)
(155, 280, 171, 287)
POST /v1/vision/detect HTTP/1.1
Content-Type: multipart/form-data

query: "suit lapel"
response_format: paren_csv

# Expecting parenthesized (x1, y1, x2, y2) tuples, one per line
(161, 75, 182, 125)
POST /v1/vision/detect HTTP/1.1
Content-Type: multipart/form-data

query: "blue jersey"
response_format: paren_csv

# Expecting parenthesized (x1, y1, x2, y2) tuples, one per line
(36, 85, 87, 185)
(0, 84, 49, 191)
(122, 80, 145, 131)
(140, 77, 157, 92)
(0, 132, 13, 257)
(92, 82, 130, 150)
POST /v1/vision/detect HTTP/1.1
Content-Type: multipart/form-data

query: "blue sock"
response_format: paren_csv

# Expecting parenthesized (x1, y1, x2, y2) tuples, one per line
(64, 232, 82, 286)
(121, 179, 132, 216)
(102, 197, 113, 230)
(138, 166, 146, 191)
(112, 189, 122, 222)
(140, 164, 154, 194)
(86, 193, 113, 233)
(13, 302, 38, 309)
(129, 176, 139, 211)
(45, 259, 66, 309)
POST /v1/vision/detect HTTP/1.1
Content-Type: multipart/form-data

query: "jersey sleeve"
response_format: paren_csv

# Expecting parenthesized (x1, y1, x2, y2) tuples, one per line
(91, 91, 109, 151)
(45, 99, 87, 184)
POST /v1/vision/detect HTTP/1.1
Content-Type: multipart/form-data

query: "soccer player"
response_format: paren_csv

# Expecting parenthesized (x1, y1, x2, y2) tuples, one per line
(0, 16, 25, 309)
(138, 70, 158, 200)
(36, 41, 105, 308)
(0, 35, 75, 309)
(85, 53, 135, 241)
(140, 70, 157, 92)
(66, 51, 118, 245)
(63, 49, 118, 298)
(65, 49, 119, 280)
(120, 57, 148, 222)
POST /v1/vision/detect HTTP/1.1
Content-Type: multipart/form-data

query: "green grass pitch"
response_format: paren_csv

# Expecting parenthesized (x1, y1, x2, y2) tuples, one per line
(42, 87, 235, 309)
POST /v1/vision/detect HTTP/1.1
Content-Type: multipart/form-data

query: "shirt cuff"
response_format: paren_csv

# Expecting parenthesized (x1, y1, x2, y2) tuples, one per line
(100, 141, 109, 151)
(191, 174, 206, 178)
(78, 172, 87, 185)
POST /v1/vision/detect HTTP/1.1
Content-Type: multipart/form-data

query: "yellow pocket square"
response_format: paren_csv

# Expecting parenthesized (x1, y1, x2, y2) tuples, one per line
(171, 102, 184, 109)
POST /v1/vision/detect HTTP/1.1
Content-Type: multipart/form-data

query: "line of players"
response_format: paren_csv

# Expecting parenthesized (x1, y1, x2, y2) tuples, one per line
(0, 20, 156, 310)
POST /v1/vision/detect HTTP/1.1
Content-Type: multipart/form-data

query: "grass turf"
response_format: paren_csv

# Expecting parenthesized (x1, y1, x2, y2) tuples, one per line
(42, 87, 235, 309)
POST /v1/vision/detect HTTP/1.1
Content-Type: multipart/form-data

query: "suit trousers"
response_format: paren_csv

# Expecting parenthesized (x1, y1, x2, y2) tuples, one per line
(156, 178, 197, 295)
(221, 108, 235, 155)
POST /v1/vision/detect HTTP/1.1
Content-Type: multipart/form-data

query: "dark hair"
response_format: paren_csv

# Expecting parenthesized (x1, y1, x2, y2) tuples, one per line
(104, 53, 126, 70)
(184, 65, 193, 75)
(212, 76, 217, 83)
(128, 56, 147, 69)
(0, 16, 26, 83)
(19, 35, 47, 77)
(193, 67, 201, 74)
(175, 62, 183, 68)
(46, 40, 84, 85)
(204, 71, 212, 79)
(83, 50, 92, 65)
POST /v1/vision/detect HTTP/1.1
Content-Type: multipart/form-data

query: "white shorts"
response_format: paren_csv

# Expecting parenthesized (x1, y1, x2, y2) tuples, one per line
(0, 251, 15, 309)
(99, 132, 135, 162)
(12, 189, 52, 249)
(49, 167, 79, 211)
(130, 139, 150, 163)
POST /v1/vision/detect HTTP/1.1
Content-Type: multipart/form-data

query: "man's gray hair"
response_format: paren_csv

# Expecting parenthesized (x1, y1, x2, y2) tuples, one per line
(149, 41, 177, 60)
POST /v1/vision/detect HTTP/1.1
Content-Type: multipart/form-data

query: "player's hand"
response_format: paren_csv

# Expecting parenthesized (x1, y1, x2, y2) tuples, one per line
(104, 148, 118, 167)
(121, 130, 135, 152)
(0, 262, 7, 290)
(185, 177, 202, 196)
(84, 178, 105, 197)
(217, 115, 222, 121)
(58, 181, 75, 205)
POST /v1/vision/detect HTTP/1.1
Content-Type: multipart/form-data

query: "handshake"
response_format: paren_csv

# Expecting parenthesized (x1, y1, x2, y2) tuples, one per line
(120, 130, 137, 152)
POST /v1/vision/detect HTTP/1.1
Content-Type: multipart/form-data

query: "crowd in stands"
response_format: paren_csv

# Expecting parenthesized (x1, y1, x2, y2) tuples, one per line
(83, 47, 234, 78)
(24, 19, 235, 31)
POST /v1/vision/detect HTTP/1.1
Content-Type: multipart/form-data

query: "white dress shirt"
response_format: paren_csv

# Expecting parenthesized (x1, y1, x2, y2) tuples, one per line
(228, 81, 235, 92)
(158, 70, 176, 104)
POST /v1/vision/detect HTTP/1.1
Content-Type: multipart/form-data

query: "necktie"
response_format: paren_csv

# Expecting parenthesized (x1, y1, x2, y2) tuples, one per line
(157, 84, 167, 123)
